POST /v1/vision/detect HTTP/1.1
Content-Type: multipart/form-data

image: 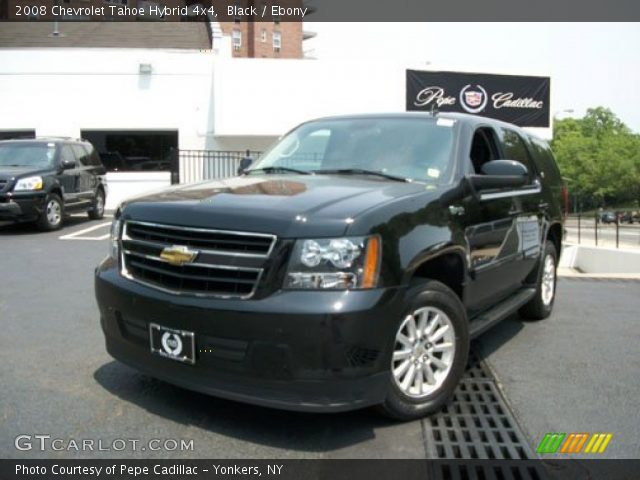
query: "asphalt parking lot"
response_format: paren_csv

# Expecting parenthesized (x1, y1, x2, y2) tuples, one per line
(1, 216, 638, 461)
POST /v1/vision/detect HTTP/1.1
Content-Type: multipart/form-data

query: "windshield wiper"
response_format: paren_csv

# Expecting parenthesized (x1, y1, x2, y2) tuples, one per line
(247, 166, 311, 175)
(313, 168, 410, 183)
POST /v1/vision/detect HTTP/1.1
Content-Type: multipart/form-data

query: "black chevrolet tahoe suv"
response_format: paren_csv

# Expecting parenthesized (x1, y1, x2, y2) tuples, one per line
(0, 138, 107, 230)
(95, 113, 564, 420)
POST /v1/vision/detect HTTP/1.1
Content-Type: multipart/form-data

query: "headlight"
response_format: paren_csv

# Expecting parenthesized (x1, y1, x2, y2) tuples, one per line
(14, 176, 43, 191)
(285, 235, 381, 290)
(109, 211, 122, 259)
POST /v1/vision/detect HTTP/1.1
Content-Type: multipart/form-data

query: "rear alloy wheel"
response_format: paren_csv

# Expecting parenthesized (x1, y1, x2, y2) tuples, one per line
(379, 280, 469, 421)
(37, 194, 64, 231)
(519, 241, 557, 320)
(88, 189, 105, 220)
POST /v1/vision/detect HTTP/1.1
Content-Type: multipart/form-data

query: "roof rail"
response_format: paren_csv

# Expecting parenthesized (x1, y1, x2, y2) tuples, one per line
(35, 136, 86, 142)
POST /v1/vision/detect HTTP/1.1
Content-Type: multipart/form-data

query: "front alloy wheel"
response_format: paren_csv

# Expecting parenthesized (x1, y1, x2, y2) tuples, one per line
(379, 280, 469, 421)
(392, 307, 456, 398)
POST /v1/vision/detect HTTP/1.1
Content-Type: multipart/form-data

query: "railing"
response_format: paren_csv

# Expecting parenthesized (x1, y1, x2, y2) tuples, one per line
(565, 214, 640, 249)
(174, 149, 262, 185)
(173, 150, 325, 184)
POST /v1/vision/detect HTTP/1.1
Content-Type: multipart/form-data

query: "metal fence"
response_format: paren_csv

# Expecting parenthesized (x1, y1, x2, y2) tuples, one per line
(175, 150, 327, 184)
(175, 149, 262, 184)
(565, 214, 640, 249)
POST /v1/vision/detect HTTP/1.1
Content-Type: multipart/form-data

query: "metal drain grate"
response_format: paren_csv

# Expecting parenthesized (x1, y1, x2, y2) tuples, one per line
(423, 349, 549, 479)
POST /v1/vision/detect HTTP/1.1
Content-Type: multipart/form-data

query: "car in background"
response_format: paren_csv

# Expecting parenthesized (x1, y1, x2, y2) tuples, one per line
(0, 138, 107, 231)
(620, 211, 638, 224)
(600, 211, 616, 224)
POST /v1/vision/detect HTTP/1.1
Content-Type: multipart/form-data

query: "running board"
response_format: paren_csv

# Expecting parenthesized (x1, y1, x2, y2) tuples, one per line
(469, 287, 536, 339)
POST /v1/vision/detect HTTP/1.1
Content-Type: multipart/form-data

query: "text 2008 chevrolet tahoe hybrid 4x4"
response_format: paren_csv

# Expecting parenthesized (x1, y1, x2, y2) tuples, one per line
(95, 113, 565, 420)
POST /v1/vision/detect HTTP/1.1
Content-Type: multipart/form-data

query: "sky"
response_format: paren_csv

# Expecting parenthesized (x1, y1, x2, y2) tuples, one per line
(304, 23, 640, 132)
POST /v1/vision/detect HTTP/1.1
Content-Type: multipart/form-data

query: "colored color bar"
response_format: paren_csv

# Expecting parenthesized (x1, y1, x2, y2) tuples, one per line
(598, 434, 613, 453)
(537, 433, 566, 454)
(536, 433, 554, 454)
(560, 434, 576, 453)
(584, 434, 598, 453)
(572, 433, 589, 453)
(549, 433, 566, 453)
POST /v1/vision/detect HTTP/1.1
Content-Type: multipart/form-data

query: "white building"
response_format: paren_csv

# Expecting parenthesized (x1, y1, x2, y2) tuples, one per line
(0, 24, 552, 209)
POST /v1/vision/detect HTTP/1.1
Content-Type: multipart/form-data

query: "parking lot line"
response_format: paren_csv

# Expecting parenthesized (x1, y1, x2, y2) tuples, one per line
(59, 221, 112, 241)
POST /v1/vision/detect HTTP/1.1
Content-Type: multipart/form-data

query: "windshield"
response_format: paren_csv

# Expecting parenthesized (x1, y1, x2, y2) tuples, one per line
(0, 143, 57, 168)
(250, 117, 456, 182)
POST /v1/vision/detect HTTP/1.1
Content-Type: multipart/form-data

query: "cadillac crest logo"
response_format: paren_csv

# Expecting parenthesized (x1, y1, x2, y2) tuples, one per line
(161, 332, 183, 356)
(459, 84, 488, 114)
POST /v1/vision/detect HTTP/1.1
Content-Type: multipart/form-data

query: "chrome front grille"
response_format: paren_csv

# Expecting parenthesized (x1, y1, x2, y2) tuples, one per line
(120, 221, 276, 298)
(125, 221, 275, 256)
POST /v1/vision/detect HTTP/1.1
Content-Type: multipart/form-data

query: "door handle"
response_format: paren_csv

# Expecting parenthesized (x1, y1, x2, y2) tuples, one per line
(509, 209, 522, 215)
(538, 202, 549, 210)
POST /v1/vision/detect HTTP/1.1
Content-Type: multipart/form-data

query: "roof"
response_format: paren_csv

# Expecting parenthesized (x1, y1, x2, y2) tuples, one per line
(0, 137, 85, 144)
(308, 112, 537, 136)
(0, 22, 211, 49)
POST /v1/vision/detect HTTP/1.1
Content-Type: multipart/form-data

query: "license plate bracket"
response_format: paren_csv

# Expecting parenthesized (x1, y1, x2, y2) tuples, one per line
(149, 323, 196, 365)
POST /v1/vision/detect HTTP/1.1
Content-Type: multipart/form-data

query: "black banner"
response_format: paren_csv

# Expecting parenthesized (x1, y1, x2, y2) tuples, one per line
(406, 70, 551, 127)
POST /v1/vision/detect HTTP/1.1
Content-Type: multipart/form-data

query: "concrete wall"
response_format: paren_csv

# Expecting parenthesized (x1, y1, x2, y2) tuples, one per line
(560, 244, 640, 274)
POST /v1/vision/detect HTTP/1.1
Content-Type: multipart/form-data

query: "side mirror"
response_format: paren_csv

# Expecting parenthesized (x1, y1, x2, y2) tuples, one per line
(468, 160, 529, 192)
(237, 157, 253, 175)
(481, 159, 528, 177)
(60, 159, 76, 170)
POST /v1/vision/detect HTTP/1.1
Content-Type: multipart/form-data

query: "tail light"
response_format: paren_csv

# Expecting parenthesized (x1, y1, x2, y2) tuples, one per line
(561, 184, 569, 218)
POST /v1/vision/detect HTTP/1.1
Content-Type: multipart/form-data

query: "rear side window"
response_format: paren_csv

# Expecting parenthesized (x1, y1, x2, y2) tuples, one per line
(527, 136, 562, 184)
(71, 145, 91, 166)
(85, 144, 103, 167)
(498, 128, 536, 181)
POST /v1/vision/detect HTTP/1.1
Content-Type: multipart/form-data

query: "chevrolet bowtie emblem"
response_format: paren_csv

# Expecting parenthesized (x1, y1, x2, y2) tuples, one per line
(160, 245, 198, 266)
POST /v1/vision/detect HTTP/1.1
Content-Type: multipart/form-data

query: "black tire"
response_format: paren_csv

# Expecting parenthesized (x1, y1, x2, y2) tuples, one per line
(519, 241, 557, 320)
(378, 280, 469, 421)
(36, 193, 64, 231)
(88, 189, 105, 220)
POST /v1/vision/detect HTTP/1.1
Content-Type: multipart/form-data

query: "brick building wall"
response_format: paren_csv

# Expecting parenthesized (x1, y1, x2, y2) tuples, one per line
(218, 21, 302, 59)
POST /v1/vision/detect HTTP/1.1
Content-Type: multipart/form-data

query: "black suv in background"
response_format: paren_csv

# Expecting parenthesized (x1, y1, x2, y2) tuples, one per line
(96, 113, 565, 420)
(0, 138, 107, 230)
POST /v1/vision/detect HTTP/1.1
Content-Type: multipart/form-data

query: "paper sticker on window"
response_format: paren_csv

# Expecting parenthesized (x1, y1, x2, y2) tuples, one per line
(427, 168, 440, 178)
(436, 118, 455, 127)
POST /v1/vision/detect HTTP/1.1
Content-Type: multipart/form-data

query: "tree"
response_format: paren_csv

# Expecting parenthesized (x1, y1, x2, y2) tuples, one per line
(552, 107, 640, 210)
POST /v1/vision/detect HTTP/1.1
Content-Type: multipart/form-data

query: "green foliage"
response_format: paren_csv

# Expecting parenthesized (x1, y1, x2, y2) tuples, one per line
(552, 107, 640, 210)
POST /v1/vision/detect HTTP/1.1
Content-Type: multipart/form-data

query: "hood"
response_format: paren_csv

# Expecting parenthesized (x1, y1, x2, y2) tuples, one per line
(0, 166, 54, 182)
(122, 174, 434, 237)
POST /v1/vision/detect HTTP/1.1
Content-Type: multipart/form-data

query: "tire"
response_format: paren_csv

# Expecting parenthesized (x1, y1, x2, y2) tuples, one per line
(519, 241, 557, 320)
(36, 193, 64, 231)
(379, 280, 469, 421)
(88, 189, 105, 220)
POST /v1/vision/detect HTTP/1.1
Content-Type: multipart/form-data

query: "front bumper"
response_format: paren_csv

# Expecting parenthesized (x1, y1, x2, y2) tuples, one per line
(0, 192, 46, 221)
(95, 257, 407, 412)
